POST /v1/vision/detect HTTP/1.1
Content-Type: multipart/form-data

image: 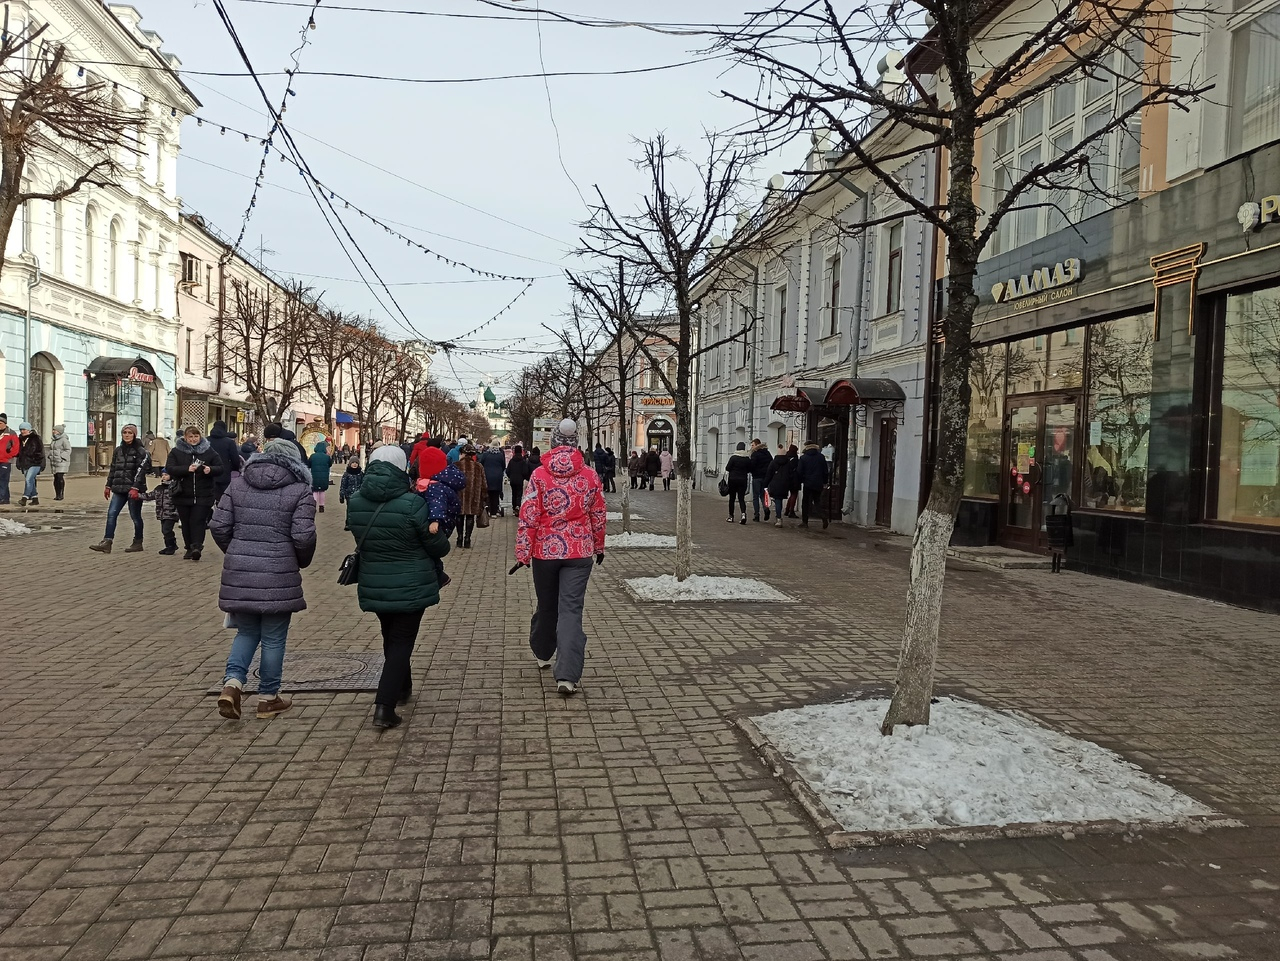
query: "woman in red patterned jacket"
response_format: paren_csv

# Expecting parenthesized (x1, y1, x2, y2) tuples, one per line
(515, 418, 606, 696)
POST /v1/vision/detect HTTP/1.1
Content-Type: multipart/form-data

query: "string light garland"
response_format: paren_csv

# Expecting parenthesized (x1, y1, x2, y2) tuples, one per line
(433, 281, 535, 351)
(228, 0, 324, 259)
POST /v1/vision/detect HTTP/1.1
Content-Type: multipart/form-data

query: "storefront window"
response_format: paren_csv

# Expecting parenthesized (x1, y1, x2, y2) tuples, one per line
(1048, 326, 1085, 389)
(1007, 337, 1048, 394)
(1084, 314, 1153, 511)
(964, 344, 1006, 497)
(1217, 285, 1280, 526)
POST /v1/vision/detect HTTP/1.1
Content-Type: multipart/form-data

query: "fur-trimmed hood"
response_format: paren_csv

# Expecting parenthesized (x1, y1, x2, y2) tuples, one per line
(243, 445, 310, 489)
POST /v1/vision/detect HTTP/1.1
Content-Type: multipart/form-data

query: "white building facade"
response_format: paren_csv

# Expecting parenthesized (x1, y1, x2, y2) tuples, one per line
(0, 2, 197, 471)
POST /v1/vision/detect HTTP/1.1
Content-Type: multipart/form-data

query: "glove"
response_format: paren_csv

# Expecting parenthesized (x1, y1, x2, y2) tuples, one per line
(128, 489, 141, 501)
(103, 486, 111, 501)
(507, 562, 527, 575)
(595, 553, 605, 567)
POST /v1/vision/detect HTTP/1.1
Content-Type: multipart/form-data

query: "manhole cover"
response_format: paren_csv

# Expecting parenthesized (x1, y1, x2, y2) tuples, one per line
(206, 650, 383, 694)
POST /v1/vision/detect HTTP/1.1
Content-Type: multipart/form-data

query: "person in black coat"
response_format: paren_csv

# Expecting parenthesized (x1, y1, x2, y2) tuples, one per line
(603, 447, 617, 492)
(644, 447, 661, 491)
(723, 441, 753, 524)
(165, 425, 226, 561)
(506, 445, 530, 514)
(796, 441, 831, 528)
(207, 420, 243, 504)
(764, 446, 793, 528)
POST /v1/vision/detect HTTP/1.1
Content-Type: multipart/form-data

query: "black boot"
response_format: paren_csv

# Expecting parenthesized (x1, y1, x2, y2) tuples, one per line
(372, 705, 402, 729)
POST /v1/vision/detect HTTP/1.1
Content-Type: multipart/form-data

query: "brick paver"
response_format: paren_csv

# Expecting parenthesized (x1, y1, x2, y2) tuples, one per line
(1, 474, 1278, 960)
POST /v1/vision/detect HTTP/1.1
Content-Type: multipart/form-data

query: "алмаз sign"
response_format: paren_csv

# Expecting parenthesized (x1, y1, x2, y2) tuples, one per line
(990, 257, 1083, 306)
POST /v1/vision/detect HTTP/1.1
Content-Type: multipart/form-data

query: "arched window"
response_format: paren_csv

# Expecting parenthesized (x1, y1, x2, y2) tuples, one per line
(109, 219, 121, 297)
(52, 196, 64, 274)
(84, 206, 96, 287)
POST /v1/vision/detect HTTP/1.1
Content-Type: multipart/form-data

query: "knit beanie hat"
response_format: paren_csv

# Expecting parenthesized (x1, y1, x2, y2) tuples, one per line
(370, 445, 407, 471)
(18, 422, 32, 431)
(263, 422, 284, 439)
(420, 447, 447, 478)
(551, 418, 578, 448)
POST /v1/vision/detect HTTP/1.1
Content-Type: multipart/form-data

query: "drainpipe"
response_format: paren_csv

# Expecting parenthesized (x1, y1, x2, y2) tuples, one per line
(917, 145, 945, 515)
(842, 189, 869, 521)
(23, 256, 41, 423)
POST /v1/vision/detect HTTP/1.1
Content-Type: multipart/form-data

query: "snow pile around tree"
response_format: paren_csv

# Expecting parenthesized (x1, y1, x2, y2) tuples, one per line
(626, 574, 793, 603)
(0, 519, 31, 537)
(606, 533, 677, 549)
(606, 512, 644, 521)
(753, 697, 1217, 834)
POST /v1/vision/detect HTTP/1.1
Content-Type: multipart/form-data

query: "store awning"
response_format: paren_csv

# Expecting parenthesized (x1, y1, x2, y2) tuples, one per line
(770, 388, 813, 413)
(823, 378, 906, 406)
(86, 356, 158, 382)
(336, 411, 355, 424)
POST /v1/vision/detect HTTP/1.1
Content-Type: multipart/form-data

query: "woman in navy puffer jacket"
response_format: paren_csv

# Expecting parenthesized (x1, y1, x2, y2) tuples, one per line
(209, 439, 317, 722)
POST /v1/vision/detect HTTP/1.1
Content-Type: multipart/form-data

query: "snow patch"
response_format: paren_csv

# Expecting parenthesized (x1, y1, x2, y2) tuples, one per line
(606, 512, 644, 521)
(0, 519, 31, 537)
(626, 574, 793, 603)
(607, 533, 677, 549)
(753, 696, 1217, 834)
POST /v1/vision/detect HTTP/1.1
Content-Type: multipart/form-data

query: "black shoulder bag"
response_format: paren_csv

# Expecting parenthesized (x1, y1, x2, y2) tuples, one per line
(338, 501, 388, 586)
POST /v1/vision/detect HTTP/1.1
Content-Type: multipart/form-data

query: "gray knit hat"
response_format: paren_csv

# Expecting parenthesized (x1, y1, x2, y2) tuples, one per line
(551, 418, 578, 448)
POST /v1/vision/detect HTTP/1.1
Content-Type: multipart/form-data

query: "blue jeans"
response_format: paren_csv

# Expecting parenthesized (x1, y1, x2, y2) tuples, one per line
(22, 466, 41, 498)
(752, 477, 767, 518)
(104, 492, 144, 541)
(225, 612, 292, 698)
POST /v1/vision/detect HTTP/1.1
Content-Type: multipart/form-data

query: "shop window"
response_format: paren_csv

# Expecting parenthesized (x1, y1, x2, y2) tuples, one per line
(1007, 337, 1048, 394)
(964, 344, 1007, 497)
(1231, 8, 1280, 156)
(1084, 314, 1153, 512)
(1217, 284, 1280, 526)
(1049, 326, 1085, 389)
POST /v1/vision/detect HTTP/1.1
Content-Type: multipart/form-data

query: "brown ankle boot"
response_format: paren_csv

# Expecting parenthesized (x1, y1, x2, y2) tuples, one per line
(89, 539, 113, 553)
(217, 685, 242, 720)
(256, 695, 292, 719)
(124, 539, 144, 553)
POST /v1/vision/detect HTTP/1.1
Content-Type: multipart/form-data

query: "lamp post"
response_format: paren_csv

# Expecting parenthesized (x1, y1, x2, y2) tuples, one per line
(23, 255, 41, 423)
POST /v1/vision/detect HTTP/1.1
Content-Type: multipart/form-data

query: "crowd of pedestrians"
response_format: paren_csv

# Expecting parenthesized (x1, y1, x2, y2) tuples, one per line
(722, 437, 832, 528)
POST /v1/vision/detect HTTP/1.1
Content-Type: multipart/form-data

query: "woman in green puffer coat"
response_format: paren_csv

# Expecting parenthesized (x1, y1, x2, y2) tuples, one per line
(345, 445, 450, 730)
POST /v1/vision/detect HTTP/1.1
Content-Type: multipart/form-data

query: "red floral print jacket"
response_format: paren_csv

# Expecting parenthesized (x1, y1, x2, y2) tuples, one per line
(515, 446, 606, 565)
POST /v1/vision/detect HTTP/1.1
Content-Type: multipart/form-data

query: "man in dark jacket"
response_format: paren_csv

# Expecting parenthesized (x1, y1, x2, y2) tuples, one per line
(724, 441, 753, 524)
(90, 424, 150, 553)
(748, 438, 773, 523)
(506, 445, 529, 514)
(764, 446, 792, 528)
(478, 442, 507, 516)
(165, 425, 226, 561)
(644, 447, 661, 491)
(207, 420, 243, 505)
(264, 422, 308, 461)
(603, 447, 617, 492)
(797, 441, 830, 528)
(16, 423, 45, 506)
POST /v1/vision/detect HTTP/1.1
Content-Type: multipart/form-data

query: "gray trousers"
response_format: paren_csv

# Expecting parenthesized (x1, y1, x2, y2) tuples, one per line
(529, 556, 593, 683)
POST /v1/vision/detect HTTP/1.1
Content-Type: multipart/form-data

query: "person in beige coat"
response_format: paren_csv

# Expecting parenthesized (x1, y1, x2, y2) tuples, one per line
(147, 432, 172, 478)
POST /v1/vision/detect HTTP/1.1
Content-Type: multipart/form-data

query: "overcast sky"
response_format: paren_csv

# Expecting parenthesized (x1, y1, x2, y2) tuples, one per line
(136, 0, 798, 401)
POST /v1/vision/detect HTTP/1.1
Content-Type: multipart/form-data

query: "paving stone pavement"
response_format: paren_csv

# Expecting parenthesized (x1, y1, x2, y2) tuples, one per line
(1, 474, 1279, 961)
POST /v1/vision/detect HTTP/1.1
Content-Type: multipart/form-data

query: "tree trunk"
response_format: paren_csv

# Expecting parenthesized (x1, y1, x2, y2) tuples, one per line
(674, 475, 693, 580)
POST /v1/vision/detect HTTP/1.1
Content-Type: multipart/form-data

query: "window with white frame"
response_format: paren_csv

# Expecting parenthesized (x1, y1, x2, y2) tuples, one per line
(185, 329, 193, 373)
(206, 263, 214, 304)
(203, 334, 212, 378)
(885, 221, 904, 315)
(109, 220, 123, 297)
(825, 250, 842, 337)
(774, 283, 788, 354)
(1231, 8, 1280, 156)
(84, 206, 96, 288)
(709, 305, 722, 378)
(52, 196, 64, 274)
(738, 303, 750, 368)
(989, 42, 1144, 256)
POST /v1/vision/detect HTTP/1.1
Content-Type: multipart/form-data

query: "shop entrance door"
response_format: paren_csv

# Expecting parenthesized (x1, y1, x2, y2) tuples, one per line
(999, 396, 1078, 551)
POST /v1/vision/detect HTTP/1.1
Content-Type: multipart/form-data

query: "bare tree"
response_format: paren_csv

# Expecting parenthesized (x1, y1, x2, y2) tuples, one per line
(346, 325, 402, 448)
(302, 307, 367, 429)
(0, 24, 144, 281)
(721, 0, 1211, 731)
(224, 279, 313, 425)
(581, 133, 791, 580)
(416, 379, 471, 441)
(387, 353, 428, 441)
(505, 361, 557, 447)
(561, 262, 649, 532)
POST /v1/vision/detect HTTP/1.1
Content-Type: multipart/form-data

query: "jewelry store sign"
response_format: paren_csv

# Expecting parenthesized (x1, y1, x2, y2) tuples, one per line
(990, 257, 1083, 306)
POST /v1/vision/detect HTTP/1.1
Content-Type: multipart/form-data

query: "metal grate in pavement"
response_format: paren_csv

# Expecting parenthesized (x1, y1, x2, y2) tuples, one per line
(206, 651, 383, 694)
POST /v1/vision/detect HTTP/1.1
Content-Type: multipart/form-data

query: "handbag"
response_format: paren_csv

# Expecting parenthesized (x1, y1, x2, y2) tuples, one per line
(718, 477, 729, 497)
(476, 508, 490, 529)
(338, 501, 388, 586)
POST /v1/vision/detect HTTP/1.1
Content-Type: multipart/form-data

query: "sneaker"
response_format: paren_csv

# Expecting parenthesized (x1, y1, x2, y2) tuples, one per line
(774, 519, 783, 528)
(217, 684, 242, 720)
(535, 654, 555, 670)
(256, 695, 292, 718)
(556, 681, 577, 697)
(740, 517, 746, 525)
(726, 516, 735, 523)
